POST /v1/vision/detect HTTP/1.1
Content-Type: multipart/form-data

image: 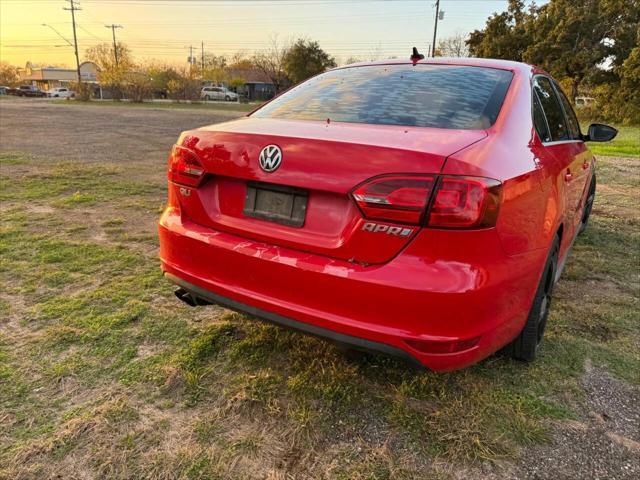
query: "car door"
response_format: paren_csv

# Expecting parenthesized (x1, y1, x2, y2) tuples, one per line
(532, 76, 583, 244)
(552, 80, 593, 233)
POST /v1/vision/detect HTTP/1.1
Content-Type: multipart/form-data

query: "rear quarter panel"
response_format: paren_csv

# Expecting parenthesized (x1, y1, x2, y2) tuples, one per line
(441, 65, 562, 256)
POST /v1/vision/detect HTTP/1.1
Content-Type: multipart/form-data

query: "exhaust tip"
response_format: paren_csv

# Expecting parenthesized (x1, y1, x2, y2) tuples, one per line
(174, 288, 198, 307)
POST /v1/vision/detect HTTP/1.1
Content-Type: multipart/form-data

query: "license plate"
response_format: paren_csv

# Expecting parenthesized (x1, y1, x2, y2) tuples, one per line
(243, 182, 308, 227)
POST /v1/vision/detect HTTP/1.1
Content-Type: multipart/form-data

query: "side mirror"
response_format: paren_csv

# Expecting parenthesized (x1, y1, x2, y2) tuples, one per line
(585, 123, 618, 142)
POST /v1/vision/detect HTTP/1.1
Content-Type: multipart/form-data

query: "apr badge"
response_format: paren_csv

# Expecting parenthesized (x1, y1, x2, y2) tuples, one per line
(362, 222, 414, 237)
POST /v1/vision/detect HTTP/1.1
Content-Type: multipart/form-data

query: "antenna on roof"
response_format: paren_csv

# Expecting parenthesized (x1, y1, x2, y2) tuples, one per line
(410, 47, 425, 64)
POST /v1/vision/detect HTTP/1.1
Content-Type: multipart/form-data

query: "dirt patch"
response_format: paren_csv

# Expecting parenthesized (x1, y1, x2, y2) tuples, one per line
(0, 98, 243, 167)
(26, 205, 56, 214)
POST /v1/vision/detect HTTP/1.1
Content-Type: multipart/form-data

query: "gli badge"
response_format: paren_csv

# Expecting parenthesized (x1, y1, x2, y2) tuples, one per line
(259, 145, 283, 173)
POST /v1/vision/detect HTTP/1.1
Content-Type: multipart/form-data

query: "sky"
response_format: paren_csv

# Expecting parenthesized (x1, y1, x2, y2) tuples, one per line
(1, 0, 539, 68)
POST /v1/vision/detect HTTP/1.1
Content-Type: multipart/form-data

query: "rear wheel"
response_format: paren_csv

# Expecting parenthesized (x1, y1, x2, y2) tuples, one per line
(204, 95, 211, 101)
(225, 95, 231, 101)
(508, 236, 559, 362)
(579, 174, 596, 234)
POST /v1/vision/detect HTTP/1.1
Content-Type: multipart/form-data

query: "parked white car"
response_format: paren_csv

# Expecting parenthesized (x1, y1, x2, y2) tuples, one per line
(201, 86, 238, 102)
(574, 96, 595, 108)
(47, 87, 75, 98)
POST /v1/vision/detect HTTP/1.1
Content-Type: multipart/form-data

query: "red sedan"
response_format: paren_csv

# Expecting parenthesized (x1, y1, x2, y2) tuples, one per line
(158, 57, 617, 371)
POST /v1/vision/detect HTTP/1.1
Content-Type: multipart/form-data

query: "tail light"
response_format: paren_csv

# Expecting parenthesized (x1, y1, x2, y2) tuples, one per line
(352, 175, 501, 229)
(352, 176, 435, 225)
(168, 145, 206, 187)
(427, 177, 501, 228)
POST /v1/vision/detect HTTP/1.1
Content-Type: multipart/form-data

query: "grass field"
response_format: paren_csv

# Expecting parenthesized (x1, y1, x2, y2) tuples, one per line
(0, 150, 638, 478)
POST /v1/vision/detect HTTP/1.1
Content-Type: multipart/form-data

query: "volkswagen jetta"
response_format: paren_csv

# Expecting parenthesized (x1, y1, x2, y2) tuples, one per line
(158, 57, 616, 371)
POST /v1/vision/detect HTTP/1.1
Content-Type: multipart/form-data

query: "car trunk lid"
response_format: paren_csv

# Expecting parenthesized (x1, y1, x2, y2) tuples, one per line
(173, 117, 486, 264)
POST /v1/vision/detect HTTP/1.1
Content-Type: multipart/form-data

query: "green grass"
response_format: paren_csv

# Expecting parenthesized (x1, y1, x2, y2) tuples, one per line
(51, 98, 260, 113)
(0, 152, 638, 479)
(583, 124, 639, 158)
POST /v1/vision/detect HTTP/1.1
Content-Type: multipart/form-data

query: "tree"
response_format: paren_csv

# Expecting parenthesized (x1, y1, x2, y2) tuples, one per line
(436, 33, 470, 57)
(283, 39, 336, 84)
(253, 35, 290, 92)
(123, 71, 152, 103)
(523, 0, 615, 100)
(0, 62, 19, 86)
(342, 56, 363, 65)
(201, 53, 227, 70)
(466, 0, 531, 60)
(594, 43, 640, 125)
(85, 42, 134, 99)
(466, 0, 640, 114)
(167, 74, 200, 102)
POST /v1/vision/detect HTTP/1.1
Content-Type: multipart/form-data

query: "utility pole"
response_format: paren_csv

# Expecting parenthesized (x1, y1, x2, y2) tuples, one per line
(63, 0, 82, 83)
(431, 0, 440, 57)
(105, 24, 123, 67)
(201, 41, 205, 72)
(189, 45, 194, 76)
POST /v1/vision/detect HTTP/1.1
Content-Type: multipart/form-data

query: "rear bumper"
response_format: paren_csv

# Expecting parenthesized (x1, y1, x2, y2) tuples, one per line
(166, 272, 420, 365)
(159, 208, 547, 371)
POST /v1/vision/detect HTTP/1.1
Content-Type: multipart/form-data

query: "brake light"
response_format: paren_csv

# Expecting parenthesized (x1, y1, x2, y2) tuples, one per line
(168, 145, 206, 187)
(428, 177, 501, 228)
(352, 176, 435, 225)
(352, 175, 501, 229)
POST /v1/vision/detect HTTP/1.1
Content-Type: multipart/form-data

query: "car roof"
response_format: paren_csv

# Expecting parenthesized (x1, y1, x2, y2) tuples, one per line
(335, 57, 544, 77)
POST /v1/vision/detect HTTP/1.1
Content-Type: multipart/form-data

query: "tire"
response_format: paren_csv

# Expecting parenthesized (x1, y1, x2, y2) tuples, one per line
(508, 235, 559, 362)
(579, 174, 596, 235)
(204, 95, 211, 101)
(225, 95, 231, 101)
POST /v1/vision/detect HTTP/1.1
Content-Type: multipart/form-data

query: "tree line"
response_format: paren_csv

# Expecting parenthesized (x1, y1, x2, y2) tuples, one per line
(81, 37, 336, 102)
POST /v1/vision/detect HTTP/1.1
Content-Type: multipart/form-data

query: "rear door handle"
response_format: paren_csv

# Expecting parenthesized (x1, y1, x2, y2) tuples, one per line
(582, 161, 590, 170)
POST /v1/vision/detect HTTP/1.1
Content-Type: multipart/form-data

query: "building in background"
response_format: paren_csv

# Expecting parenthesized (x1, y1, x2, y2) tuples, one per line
(225, 68, 276, 101)
(18, 61, 99, 90)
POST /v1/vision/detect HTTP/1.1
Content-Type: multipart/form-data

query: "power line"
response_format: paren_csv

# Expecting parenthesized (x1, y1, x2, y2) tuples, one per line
(78, 24, 106, 41)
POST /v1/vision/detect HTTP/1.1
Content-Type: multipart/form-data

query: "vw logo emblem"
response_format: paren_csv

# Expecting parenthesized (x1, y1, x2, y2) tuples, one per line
(259, 145, 282, 173)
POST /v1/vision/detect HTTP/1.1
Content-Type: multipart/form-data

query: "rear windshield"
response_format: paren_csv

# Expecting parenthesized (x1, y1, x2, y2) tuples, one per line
(252, 64, 513, 130)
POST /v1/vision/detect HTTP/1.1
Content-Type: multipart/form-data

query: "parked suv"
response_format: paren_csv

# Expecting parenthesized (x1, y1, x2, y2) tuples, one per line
(160, 58, 616, 371)
(201, 86, 238, 102)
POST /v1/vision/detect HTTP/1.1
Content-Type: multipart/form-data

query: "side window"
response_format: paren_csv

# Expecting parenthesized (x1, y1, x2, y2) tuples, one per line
(533, 77, 569, 142)
(553, 82, 581, 139)
(533, 92, 551, 142)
